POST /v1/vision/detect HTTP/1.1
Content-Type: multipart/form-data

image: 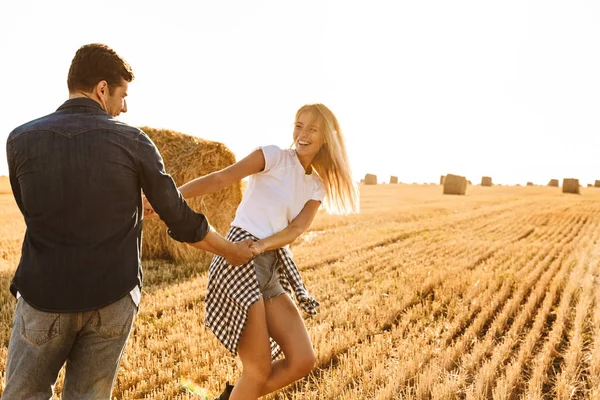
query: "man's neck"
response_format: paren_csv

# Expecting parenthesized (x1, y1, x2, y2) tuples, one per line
(69, 91, 100, 103)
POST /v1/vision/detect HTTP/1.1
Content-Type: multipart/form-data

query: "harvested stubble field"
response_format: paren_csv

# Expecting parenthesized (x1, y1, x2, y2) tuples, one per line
(1, 184, 600, 399)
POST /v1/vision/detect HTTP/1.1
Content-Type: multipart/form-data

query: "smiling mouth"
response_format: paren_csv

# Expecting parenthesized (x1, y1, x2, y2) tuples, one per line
(298, 140, 311, 147)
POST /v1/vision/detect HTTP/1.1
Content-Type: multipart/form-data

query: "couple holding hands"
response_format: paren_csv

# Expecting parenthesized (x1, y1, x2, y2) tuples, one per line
(2, 43, 358, 400)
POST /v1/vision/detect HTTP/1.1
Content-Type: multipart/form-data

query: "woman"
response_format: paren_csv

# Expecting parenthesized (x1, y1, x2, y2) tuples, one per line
(150, 104, 358, 399)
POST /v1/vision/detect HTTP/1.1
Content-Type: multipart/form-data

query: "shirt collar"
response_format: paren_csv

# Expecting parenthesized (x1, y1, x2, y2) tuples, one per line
(56, 97, 105, 113)
(292, 150, 315, 176)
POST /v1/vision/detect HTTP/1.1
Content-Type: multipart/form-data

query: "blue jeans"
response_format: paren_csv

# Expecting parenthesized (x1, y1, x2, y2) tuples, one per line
(2, 295, 137, 399)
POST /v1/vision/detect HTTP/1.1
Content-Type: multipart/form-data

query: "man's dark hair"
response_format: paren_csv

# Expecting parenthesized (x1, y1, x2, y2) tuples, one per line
(67, 43, 134, 94)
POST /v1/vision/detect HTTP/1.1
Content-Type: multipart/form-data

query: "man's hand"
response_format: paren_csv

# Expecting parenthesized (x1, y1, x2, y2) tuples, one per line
(225, 239, 254, 266)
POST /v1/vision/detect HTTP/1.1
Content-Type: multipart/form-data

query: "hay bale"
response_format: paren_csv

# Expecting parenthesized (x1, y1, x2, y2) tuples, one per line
(364, 173, 377, 185)
(140, 127, 242, 265)
(526, 182, 534, 186)
(562, 178, 580, 194)
(0, 176, 11, 194)
(481, 176, 492, 186)
(440, 175, 445, 185)
(595, 180, 600, 188)
(390, 176, 398, 184)
(443, 174, 467, 195)
(548, 179, 559, 187)
(587, 184, 593, 187)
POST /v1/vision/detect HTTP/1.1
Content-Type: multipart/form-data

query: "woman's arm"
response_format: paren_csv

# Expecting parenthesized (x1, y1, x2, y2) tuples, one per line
(178, 149, 266, 199)
(251, 200, 322, 254)
(143, 149, 266, 215)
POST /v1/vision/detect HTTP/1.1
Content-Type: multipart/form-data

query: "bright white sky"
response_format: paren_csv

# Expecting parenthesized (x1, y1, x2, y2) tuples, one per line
(1, 0, 599, 185)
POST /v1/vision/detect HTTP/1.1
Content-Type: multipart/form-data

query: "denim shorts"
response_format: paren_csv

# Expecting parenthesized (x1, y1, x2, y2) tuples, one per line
(253, 251, 286, 300)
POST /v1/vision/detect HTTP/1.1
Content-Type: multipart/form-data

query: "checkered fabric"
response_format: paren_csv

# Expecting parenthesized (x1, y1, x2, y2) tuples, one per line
(204, 226, 320, 360)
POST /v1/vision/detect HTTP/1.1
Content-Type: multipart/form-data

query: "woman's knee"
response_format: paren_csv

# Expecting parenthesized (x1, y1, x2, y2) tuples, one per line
(243, 357, 272, 383)
(292, 350, 316, 377)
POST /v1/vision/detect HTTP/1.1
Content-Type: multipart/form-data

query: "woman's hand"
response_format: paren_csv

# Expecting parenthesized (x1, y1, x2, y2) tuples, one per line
(142, 195, 157, 218)
(249, 240, 265, 256)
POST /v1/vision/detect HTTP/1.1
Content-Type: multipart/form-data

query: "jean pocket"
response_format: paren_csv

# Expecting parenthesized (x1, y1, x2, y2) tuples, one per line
(20, 300, 60, 346)
(92, 295, 136, 339)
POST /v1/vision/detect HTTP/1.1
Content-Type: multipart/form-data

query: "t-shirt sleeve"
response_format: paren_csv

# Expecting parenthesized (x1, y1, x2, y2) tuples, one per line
(311, 179, 326, 202)
(259, 145, 283, 173)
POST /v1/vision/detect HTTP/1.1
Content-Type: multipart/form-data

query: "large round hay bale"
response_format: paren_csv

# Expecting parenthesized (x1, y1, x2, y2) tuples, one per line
(140, 127, 242, 265)
(526, 182, 534, 186)
(440, 175, 445, 185)
(595, 180, 600, 188)
(481, 176, 492, 186)
(443, 174, 467, 195)
(390, 176, 398, 184)
(364, 173, 377, 185)
(562, 178, 580, 194)
(548, 179, 559, 187)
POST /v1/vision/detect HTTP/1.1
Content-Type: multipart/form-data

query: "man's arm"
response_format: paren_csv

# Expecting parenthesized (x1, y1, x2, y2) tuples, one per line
(135, 131, 252, 265)
(190, 229, 254, 267)
(143, 149, 266, 216)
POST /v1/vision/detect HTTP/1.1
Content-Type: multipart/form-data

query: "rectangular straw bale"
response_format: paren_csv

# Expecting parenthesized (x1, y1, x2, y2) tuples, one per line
(364, 173, 377, 185)
(443, 174, 467, 195)
(562, 178, 580, 194)
(548, 179, 559, 187)
(440, 175, 445, 185)
(390, 176, 398, 184)
(481, 176, 492, 186)
(595, 180, 600, 188)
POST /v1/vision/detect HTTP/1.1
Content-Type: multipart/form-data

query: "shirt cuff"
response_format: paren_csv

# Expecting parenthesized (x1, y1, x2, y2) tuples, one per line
(167, 212, 210, 243)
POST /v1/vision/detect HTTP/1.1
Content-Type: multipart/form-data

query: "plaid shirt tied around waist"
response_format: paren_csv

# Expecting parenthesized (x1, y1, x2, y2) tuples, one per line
(204, 226, 319, 360)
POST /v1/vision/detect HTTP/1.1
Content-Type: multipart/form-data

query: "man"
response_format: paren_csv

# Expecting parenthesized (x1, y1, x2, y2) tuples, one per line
(2, 43, 253, 399)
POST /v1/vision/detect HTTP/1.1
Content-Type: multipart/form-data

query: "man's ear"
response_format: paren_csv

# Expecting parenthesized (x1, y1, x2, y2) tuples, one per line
(95, 80, 109, 97)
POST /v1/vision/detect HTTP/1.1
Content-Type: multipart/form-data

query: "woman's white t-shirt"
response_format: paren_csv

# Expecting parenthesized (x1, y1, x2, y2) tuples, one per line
(231, 145, 326, 239)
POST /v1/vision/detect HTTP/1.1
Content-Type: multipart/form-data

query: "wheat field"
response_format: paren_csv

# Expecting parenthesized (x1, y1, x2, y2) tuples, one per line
(1, 184, 600, 399)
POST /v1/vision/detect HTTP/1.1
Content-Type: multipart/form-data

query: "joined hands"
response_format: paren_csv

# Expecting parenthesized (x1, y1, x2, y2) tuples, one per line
(142, 194, 265, 266)
(225, 239, 264, 266)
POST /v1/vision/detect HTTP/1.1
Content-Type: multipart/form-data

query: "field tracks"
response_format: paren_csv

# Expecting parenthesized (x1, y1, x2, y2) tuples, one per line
(2, 187, 600, 398)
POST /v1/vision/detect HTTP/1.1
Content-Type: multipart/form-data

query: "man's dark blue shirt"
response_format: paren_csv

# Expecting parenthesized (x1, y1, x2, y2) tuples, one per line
(6, 98, 209, 312)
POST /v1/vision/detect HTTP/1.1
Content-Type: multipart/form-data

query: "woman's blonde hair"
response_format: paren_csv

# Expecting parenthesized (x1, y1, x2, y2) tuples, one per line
(293, 104, 359, 214)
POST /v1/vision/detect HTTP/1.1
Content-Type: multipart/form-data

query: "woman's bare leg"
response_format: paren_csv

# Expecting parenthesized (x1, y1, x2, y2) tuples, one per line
(229, 298, 272, 400)
(259, 293, 316, 395)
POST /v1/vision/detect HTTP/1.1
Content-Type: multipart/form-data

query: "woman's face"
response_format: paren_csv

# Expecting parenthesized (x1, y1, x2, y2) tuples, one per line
(293, 111, 324, 160)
